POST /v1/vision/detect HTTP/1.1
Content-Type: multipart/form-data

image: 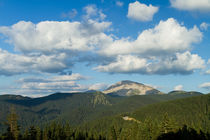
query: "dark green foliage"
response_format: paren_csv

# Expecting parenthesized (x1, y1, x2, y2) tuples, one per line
(0, 92, 209, 140)
(0, 91, 202, 130)
(130, 94, 210, 132)
(157, 125, 209, 140)
(3, 107, 20, 140)
(160, 113, 177, 134)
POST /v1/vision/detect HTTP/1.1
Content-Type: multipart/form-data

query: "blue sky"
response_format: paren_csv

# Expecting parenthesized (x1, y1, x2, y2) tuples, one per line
(0, 0, 210, 96)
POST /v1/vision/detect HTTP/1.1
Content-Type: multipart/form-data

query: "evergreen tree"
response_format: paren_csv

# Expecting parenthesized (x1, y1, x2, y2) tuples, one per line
(6, 107, 20, 140)
(36, 127, 41, 140)
(160, 113, 177, 134)
(109, 126, 117, 140)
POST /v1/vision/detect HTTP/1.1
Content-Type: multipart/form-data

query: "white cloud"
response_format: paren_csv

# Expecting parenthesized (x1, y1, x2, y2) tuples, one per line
(208, 59, 210, 64)
(99, 18, 202, 57)
(18, 73, 87, 83)
(84, 5, 98, 19)
(148, 51, 205, 75)
(127, 1, 158, 21)
(174, 85, 183, 90)
(83, 5, 106, 20)
(0, 20, 112, 75)
(200, 22, 210, 30)
(51, 73, 88, 81)
(116, 1, 124, 7)
(0, 49, 33, 75)
(61, 9, 78, 19)
(88, 83, 108, 91)
(15, 73, 89, 96)
(0, 17, 205, 76)
(95, 51, 205, 74)
(9, 73, 110, 96)
(0, 20, 111, 54)
(170, 0, 210, 12)
(205, 70, 210, 74)
(94, 55, 147, 73)
(0, 48, 71, 75)
(199, 82, 210, 90)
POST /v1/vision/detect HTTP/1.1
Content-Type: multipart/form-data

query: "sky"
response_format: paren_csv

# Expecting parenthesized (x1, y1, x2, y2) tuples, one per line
(0, 0, 210, 97)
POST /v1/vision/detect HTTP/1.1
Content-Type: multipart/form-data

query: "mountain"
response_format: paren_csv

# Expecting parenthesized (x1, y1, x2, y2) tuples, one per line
(0, 91, 202, 130)
(168, 90, 203, 96)
(103, 80, 163, 96)
(130, 94, 210, 130)
(82, 94, 210, 139)
(0, 93, 208, 140)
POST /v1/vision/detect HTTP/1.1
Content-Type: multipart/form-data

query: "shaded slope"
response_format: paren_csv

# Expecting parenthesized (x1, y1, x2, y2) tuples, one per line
(130, 94, 210, 131)
(80, 94, 210, 138)
(0, 91, 204, 130)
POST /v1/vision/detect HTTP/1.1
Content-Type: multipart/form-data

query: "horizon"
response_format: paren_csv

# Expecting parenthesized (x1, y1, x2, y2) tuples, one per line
(0, 0, 210, 97)
(0, 79, 208, 98)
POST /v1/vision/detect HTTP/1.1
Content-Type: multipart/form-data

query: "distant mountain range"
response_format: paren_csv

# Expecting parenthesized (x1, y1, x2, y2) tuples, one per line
(0, 80, 209, 139)
(0, 80, 206, 130)
(103, 80, 163, 96)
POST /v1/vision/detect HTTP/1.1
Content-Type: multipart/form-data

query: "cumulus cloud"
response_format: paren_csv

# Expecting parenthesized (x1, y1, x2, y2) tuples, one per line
(83, 5, 106, 20)
(0, 17, 205, 76)
(99, 18, 202, 57)
(200, 22, 210, 30)
(15, 73, 89, 95)
(0, 48, 72, 76)
(95, 51, 205, 75)
(199, 82, 210, 90)
(116, 1, 124, 7)
(147, 51, 205, 75)
(0, 19, 112, 75)
(170, 0, 210, 12)
(0, 20, 111, 54)
(174, 85, 183, 90)
(94, 55, 147, 73)
(84, 5, 98, 18)
(127, 1, 158, 21)
(10, 73, 109, 96)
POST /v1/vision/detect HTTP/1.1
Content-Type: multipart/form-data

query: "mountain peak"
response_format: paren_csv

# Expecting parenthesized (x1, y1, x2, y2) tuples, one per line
(116, 80, 144, 85)
(103, 80, 162, 96)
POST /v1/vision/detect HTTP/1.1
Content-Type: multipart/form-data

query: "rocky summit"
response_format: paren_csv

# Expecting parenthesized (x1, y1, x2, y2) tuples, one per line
(103, 80, 163, 96)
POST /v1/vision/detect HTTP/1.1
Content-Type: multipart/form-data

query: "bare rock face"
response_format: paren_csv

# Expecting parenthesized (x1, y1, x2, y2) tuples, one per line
(103, 80, 163, 96)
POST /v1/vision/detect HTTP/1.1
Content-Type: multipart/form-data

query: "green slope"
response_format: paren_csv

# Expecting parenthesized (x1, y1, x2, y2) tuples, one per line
(78, 94, 210, 139)
(131, 94, 210, 122)
(0, 91, 204, 130)
(130, 94, 210, 131)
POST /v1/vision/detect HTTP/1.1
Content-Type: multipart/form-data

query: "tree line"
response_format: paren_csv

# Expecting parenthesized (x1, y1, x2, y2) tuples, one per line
(0, 108, 209, 140)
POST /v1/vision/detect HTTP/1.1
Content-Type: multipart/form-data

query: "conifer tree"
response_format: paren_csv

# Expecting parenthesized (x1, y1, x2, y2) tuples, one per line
(109, 126, 117, 140)
(6, 107, 19, 140)
(28, 126, 37, 140)
(160, 113, 177, 134)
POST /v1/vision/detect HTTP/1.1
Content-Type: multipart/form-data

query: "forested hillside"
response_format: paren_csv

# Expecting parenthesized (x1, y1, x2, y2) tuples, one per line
(0, 92, 209, 139)
(0, 91, 202, 129)
(78, 94, 210, 139)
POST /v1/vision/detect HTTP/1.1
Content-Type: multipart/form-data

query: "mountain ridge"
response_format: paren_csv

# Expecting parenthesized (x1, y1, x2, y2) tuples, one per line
(0, 90, 204, 129)
(103, 80, 163, 96)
